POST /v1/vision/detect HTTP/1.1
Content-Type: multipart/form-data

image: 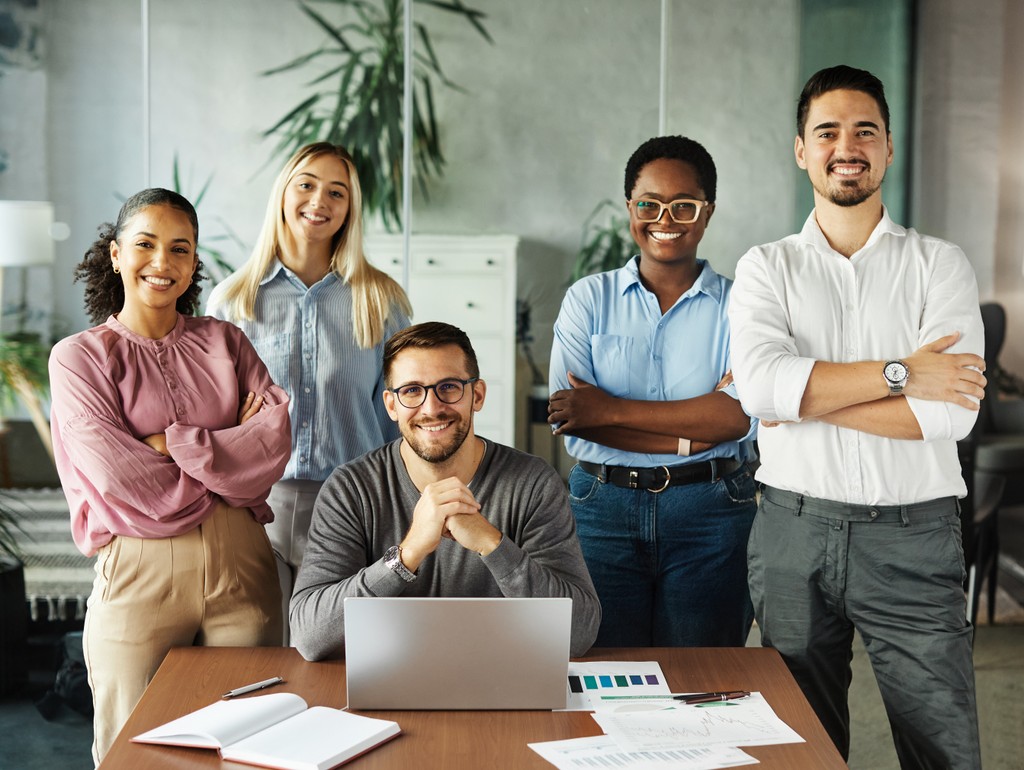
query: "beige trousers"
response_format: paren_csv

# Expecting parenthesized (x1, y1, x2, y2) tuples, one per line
(84, 503, 282, 766)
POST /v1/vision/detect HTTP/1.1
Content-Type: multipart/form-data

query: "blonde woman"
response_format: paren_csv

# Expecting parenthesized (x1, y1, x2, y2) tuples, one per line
(209, 143, 411, 640)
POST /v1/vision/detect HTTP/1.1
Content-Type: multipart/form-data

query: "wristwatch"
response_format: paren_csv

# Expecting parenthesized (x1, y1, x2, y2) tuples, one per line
(384, 545, 416, 583)
(883, 360, 909, 396)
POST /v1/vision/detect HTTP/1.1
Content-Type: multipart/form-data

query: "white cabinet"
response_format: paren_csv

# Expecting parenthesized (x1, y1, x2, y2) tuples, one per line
(365, 234, 519, 447)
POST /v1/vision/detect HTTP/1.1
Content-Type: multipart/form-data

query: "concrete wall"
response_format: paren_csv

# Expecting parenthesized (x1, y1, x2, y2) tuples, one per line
(915, 0, 1024, 374)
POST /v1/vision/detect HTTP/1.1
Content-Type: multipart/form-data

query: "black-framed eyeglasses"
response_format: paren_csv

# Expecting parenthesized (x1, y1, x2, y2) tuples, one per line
(388, 377, 479, 409)
(629, 198, 709, 224)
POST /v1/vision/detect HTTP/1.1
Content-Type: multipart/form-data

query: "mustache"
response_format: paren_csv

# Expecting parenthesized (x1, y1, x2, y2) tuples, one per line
(828, 158, 869, 172)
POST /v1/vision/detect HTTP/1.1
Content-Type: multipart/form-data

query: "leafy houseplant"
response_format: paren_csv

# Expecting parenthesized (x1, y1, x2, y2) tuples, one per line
(262, 0, 492, 231)
(169, 155, 246, 282)
(0, 330, 52, 462)
(569, 199, 635, 285)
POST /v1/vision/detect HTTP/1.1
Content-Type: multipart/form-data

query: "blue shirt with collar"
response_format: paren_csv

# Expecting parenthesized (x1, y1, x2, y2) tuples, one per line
(549, 256, 756, 467)
(208, 259, 410, 481)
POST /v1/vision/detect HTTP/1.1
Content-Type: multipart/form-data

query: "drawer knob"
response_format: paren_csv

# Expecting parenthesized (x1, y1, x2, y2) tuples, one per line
(427, 258, 437, 265)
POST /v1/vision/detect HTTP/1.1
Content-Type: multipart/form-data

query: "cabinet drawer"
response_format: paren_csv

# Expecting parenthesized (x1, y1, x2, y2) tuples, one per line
(411, 249, 505, 274)
(409, 278, 508, 334)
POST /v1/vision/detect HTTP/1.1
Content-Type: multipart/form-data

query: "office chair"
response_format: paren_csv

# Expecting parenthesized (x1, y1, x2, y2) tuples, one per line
(965, 303, 1024, 625)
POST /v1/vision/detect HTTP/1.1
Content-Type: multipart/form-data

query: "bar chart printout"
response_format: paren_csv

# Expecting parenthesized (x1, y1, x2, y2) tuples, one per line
(528, 735, 757, 769)
(564, 662, 671, 711)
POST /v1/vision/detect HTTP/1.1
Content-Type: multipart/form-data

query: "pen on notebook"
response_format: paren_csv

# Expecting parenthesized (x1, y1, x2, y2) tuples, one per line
(221, 676, 284, 699)
(673, 690, 750, 705)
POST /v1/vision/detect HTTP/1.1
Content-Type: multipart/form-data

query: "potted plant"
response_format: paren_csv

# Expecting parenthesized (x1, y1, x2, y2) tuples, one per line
(569, 199, 634, 285)
(261, 0, 492, 231)
(0, 331, 53, 462)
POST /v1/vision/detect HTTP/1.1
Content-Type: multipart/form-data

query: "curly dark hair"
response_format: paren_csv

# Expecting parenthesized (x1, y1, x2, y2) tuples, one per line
(74, 188, 207, 324)
(624, 136, 717, 203)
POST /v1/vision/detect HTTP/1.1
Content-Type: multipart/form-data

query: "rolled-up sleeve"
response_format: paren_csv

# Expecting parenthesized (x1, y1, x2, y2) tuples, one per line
(729, 248, 816, 422)
(905, 243, 983, 442)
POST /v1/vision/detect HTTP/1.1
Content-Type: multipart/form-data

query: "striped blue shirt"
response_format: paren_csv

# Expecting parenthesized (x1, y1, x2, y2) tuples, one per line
(208, 259, 410, 481)
(549, 256, 757, 467)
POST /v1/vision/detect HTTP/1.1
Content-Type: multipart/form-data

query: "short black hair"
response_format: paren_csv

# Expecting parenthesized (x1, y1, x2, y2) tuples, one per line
(623, 136, 717, 203)
(383, 321, 480, 388)
(797, 65, 890, 137)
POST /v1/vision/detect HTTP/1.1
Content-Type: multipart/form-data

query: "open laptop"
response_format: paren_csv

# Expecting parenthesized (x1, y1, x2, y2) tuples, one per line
(344, 597, 571, 710)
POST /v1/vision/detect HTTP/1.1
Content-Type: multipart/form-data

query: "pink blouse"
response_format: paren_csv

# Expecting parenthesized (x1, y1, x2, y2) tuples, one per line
(49, 314, 291, 556)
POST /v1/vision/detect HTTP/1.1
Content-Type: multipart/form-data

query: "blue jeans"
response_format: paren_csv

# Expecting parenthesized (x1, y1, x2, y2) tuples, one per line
(568, 462, 757, 647)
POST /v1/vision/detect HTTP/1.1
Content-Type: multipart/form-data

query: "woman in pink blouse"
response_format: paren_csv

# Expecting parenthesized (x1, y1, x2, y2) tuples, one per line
(48, 188, 291, 765)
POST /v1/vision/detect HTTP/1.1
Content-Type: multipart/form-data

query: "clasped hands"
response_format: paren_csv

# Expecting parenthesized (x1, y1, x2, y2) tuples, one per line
(142, 390, 267, 457)
(400, 477, 502, 572)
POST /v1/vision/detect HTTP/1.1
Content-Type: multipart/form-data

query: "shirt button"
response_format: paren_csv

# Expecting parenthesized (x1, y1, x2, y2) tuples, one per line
(302, 421, 309, 427)
(299, 456, 307, 463)
(168, 382, 177, 389)
(650, 387, 656, 394)
(155, 342, 162, 348)
(304, 387, 311, 394)
(176, 407, 185, 416)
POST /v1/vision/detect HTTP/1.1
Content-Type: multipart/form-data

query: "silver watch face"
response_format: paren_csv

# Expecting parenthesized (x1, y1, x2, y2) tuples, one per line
(884, 361, 908, 384)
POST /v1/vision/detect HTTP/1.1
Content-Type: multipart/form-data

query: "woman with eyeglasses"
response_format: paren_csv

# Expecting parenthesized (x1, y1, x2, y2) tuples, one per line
(209, 143, 411, 641)
(548, 136, 758, 648)
(49, 189, 290, 763)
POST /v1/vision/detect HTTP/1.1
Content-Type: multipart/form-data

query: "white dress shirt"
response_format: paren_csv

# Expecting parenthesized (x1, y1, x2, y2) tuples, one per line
(729, 208, 982, 505)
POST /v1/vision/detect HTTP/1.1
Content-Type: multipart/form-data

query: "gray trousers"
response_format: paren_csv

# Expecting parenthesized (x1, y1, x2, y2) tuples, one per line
(748, 486, 981, 770)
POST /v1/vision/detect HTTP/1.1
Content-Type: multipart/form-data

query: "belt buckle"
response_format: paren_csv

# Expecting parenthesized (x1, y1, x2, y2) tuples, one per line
(650, 466, 671, 494)
(628, 470, 639, 489)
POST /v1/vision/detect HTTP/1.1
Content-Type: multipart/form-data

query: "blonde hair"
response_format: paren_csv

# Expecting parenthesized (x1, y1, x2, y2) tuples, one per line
(217, 143, 411, 348)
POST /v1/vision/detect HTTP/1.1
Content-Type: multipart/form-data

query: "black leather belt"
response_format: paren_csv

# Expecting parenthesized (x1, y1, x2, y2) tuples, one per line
(579, 459, 742, 493)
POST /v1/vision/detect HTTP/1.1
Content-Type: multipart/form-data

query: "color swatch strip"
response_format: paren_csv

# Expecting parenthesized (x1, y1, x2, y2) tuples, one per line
(567, 673, 661, 693)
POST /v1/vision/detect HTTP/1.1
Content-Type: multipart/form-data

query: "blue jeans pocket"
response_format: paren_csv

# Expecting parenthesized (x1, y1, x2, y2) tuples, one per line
(568, 464, 602, 503)
(721, 466, 757, 504)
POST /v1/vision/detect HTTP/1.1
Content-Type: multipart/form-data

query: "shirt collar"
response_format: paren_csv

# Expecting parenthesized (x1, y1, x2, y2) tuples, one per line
(260, 257, 340, 289)
(260, 258, 288, 286)
(105, 312, 186, 347)
(617, 255, 723, 303)
(799, 205, 906, 256)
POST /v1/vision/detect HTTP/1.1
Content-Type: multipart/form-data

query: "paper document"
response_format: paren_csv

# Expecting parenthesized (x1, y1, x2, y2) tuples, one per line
(563, 661, 671, 711)
(529, 735, 758, 769)
(592, 692, 804, 751)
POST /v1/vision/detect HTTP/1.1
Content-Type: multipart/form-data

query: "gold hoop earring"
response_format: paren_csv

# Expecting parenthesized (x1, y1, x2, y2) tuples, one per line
(112, 264, 120, 274)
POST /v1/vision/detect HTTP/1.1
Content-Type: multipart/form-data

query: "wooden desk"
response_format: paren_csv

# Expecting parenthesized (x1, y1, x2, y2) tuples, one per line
(101, 646, 846, 769)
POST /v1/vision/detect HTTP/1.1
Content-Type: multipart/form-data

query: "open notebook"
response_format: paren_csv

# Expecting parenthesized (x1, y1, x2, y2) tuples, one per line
(344, 596, 572, 710)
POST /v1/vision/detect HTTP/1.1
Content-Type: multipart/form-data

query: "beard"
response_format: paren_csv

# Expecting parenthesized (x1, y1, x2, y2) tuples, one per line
(400, 411, 472, 464)
(815, 160, 885, 207)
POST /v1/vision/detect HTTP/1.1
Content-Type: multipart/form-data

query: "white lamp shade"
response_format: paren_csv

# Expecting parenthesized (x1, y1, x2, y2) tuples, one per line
(0, 200, 57, 267)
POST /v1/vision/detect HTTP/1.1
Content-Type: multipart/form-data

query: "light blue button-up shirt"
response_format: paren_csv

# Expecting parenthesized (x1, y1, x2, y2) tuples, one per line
(549, 256, 756, 467)
(209, 259, 410, 481)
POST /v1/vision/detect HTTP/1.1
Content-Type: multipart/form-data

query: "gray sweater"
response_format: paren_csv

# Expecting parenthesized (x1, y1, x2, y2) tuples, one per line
(290, 439, 601, 660)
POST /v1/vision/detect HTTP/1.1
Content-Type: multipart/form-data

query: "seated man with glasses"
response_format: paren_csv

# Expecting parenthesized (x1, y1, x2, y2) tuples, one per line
(290, 321, 601, 660)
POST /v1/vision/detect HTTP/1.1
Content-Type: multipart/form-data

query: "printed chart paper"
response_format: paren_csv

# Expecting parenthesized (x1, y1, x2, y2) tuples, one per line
(592, 692, 805, 751)
(563, 661, 671, 711)
(528, 735, 758, 770)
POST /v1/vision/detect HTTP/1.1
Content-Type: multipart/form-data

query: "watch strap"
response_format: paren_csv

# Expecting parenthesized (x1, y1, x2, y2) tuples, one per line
(384, 545, 416, 582)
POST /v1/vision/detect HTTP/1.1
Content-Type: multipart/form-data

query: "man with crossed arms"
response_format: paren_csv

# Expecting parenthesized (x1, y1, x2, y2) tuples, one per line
(729, 65, 985, 769)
